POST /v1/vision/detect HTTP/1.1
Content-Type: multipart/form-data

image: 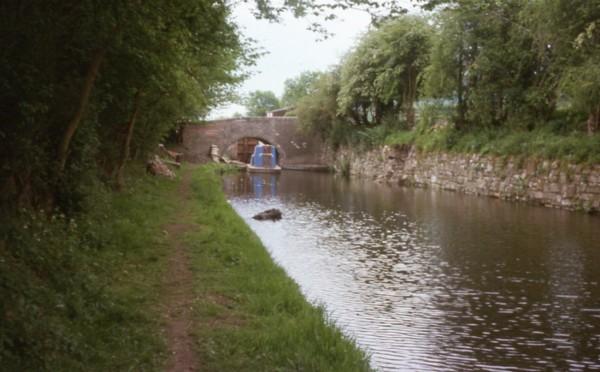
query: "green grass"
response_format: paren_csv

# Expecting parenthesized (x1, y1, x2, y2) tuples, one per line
(0, 168, 177, 371)
(184, 164, 372, 371)
(2, 164, 371, 371)
(384, 127, 600, 163)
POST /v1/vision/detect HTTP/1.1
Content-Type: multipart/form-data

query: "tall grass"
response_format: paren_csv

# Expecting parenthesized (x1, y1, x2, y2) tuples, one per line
(0, 168, 175, 371)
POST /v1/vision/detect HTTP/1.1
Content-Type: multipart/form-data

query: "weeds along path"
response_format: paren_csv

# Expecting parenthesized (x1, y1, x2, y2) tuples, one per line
(163, 166, 199, 372)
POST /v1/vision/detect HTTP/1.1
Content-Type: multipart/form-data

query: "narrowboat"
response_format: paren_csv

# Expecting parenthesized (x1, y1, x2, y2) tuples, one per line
(247, 142, 281, 173)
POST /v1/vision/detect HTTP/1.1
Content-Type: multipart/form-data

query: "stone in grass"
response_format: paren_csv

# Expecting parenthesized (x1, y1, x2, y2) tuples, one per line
(253, 208, 282, 221)
(146, 155, 175, 178)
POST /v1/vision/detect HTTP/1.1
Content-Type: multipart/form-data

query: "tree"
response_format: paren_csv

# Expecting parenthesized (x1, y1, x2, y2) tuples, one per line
(281, 71, 324, 107)
(338, 15, 432, 127)
(94, 0, 247, 189)
(0, 0, 249, 209)
(423, 0, 558, 129)
(423, 9, 473, 128)
(561, 59, 600, 135)
(538, 0, 600, 135)
(296, 70, 342, 143)
(245, 90, 281, 116)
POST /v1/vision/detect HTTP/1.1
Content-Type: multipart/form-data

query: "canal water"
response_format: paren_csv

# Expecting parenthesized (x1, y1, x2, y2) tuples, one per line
(222, 171, 600, 371)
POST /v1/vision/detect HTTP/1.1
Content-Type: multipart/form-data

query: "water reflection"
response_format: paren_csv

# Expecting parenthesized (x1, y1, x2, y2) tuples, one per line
(223, 172, 600, 371)
(233, 174, 280, 198)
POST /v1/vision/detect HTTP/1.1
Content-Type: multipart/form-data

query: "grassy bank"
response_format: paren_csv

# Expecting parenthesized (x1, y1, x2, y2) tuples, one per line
(332, 122, 600, 163)
(384, 126, 600, 163)
(2, 164, 371, 371)
(1, 169, 175, 371)
(183, 165, 371, 371)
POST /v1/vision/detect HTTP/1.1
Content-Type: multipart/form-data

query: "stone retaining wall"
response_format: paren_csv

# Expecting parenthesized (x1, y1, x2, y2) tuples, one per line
(335, 146, 600, 213)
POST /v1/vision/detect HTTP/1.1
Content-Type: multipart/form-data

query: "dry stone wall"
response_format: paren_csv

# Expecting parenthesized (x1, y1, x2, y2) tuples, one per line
(335, 146, 600, 213)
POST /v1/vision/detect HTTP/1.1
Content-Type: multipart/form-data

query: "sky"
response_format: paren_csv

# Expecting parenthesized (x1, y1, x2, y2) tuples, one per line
(209, 0, 417, 118)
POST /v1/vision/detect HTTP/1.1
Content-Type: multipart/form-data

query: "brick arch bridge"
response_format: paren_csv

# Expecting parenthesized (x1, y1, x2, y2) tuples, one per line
(182, 117, 326, 166)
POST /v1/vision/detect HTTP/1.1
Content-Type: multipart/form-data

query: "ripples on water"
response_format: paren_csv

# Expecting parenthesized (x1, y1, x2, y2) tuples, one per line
(222, 172, 600, 371)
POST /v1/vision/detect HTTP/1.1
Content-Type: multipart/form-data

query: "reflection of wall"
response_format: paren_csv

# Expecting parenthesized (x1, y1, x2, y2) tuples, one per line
(335, 146, 600, 213)
(182, 117, 325, 166)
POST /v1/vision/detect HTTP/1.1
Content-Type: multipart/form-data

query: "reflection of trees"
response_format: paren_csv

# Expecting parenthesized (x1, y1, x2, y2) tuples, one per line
(545, 234, 599, 368)
(414, 192, 600, 369)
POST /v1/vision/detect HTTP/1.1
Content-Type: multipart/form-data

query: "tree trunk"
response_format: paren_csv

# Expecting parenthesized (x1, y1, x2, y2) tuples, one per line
(404, 67, 416, 128)
(587, 105, 600, 136)
(57, 47, 107, 172)
(456, 50, 466, 130)
(349, 107, 361, 126)
(115, 90, 142, 190)
(374, 99, 383, 125)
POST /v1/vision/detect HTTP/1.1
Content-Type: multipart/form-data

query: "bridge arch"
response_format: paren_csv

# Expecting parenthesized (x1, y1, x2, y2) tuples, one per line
(224, 136, 287, 164)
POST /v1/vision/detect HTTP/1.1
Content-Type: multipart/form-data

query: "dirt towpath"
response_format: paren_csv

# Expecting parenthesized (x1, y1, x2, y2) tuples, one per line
(162, 167, 199, 371)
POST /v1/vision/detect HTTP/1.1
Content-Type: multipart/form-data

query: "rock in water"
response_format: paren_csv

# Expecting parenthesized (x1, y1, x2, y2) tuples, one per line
(252, 208, 282, 221)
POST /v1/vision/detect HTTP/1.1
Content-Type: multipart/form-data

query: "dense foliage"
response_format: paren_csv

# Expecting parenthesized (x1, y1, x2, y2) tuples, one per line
(295, 70, 347, 144)
(0, 171, 176, 370)
(338, 16, 432, 127)
(0, 0, 252, 212)
(297, 1, 600, 161)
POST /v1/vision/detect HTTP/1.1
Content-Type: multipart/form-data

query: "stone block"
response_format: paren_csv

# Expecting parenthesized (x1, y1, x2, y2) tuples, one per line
(542, 183, 560, 193)
(559, 172, 568, 184)
(581, 193, 594, 201)
(586, 186, 600, 194)
(563, 185, 577, 198)
(531, 191, 544, 200)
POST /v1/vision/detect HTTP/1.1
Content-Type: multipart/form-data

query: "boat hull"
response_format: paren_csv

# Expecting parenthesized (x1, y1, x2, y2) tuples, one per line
(247, 164, 282, 173)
